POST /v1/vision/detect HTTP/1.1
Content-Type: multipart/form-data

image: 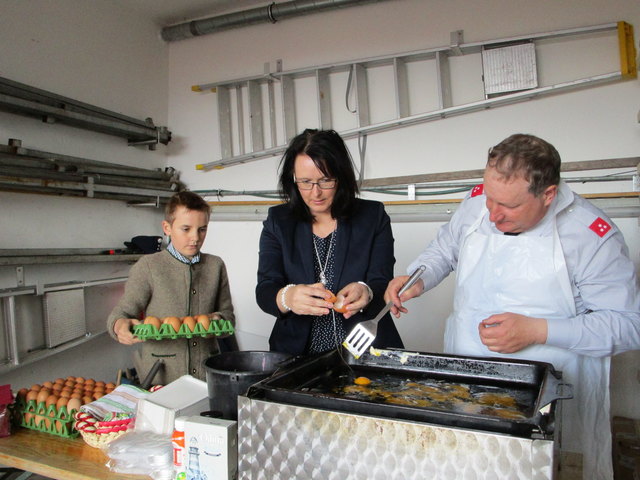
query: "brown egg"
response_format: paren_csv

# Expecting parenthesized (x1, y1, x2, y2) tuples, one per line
(75, 376, 85, 384)
(144, 316, 162, 330)
(26, 390, 38, 403)
(64, 380, 75, 388)
(24, 412, 33, 424)
(105, 382, 115, 390)
(82, 396, 93, 405)
(163, 316, 181, 332)
(46, 394, 58, 407)
(67, 398, 81, 413)
(94, 380, 105, 388)
(51, 383, 62, 393)
(36, 389, 50, 405)
(105, 385, 115, 394)
(183, 316, 197, 332)
(59, 390, 71, 398)
(332, 294, 349, 314)
(196, 314, 211, 331)
(30, 384, 41, 392)
(34, 415, 45, 429)
(17, 388, 29, 401)
(93, 392, 104, 400)
(84, 378, 95, 386)
(42, 380, 54, 389)
(56, 397, 69, 409)
(70, 392, 82, 399)
(54, 378, 65, 385)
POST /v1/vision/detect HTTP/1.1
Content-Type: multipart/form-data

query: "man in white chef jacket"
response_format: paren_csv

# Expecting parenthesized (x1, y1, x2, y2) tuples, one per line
(385, 133, 640, 480)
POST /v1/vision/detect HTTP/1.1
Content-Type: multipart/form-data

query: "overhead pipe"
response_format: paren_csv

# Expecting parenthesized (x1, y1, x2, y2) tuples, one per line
(161, 0, 388, 42)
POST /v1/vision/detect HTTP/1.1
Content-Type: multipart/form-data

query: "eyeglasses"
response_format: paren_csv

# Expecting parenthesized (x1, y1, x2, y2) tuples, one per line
(295, 179, 337, 190)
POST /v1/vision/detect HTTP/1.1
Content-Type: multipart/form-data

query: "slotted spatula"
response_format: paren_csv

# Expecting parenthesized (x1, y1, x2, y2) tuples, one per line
(342, 265, 426, 359)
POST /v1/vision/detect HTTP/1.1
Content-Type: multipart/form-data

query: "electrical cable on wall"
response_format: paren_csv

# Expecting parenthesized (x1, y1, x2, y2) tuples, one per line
(356, 132, 367, 187)
(345, 65, 357, 114)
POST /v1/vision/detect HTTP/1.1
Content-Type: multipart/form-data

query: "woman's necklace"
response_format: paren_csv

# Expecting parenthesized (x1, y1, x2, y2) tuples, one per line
(313, 224, 337, 286)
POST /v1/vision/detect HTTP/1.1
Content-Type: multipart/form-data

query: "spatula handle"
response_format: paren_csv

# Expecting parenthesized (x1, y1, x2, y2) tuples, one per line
(398, 265, 426, 297)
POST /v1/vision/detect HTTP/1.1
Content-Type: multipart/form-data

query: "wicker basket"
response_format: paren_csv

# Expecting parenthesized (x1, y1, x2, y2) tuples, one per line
(74, 411, 132, 448)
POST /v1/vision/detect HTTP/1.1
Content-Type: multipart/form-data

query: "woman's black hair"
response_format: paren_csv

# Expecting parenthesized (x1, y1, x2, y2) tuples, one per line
(278, 129, 359, 222)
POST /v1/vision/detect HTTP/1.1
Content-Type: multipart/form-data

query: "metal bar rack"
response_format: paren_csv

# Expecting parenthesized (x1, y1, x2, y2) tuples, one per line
(0, 76, 172, 149)
(0, 139, 183, 204)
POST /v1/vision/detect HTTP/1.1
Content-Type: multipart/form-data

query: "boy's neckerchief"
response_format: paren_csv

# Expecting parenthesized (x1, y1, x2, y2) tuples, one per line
(167, 242, 201, 264)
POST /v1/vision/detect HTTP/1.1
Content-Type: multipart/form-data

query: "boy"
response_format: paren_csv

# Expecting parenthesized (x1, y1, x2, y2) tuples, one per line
(107, 191, 235, 385)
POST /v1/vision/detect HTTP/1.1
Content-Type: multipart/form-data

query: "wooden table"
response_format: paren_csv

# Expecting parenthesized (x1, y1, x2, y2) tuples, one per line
(0, 429, 151, 480)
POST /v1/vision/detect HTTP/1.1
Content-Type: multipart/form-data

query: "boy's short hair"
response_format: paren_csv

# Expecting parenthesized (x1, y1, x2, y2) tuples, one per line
(165, 191, 211, 224)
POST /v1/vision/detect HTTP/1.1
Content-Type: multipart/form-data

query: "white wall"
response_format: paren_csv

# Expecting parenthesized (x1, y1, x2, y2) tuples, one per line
(166, 0, 640, 417)
(0, 0, 169, 388)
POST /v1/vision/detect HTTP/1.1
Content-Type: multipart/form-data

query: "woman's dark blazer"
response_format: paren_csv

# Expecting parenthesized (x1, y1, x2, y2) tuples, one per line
(256, 198, 404, 356)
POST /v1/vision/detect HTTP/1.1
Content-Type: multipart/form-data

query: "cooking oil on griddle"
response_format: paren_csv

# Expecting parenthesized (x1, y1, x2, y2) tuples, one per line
(318, 371, 535, 420)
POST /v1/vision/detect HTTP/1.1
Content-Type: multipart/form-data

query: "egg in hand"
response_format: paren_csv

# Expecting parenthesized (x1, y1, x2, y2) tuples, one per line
(326, 290, 348, 313)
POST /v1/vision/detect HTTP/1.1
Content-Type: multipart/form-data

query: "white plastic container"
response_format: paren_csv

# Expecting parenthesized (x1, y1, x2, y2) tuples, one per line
(135, 376, 209, 435)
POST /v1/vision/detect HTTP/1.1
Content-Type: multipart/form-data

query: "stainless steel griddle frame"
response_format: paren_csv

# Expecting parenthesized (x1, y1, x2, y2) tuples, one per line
(237, 396, 558, 480)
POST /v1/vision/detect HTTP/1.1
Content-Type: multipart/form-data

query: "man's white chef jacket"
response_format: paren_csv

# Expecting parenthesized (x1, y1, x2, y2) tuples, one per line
(408, 180, 640, 356)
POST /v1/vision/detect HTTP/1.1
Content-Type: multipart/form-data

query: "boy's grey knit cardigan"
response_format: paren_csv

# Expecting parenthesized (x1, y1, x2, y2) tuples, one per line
(107, 249, 235, 384)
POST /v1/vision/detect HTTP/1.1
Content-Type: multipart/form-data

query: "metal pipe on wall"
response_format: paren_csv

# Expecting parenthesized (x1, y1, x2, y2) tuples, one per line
(161, 0, 389, 42)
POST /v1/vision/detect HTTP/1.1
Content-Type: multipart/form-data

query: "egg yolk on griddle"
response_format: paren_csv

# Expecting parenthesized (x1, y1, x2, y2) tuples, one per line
(354, 376, 371, 386)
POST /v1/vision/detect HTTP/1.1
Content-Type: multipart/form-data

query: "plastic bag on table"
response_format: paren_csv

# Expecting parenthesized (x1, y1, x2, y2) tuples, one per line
(105, 430, 173, 480)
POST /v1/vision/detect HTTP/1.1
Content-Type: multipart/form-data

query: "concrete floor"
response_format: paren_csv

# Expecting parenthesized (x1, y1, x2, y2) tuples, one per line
(558, 452, 583, 480)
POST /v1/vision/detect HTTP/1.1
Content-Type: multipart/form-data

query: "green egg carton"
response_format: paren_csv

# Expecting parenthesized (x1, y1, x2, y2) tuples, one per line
(14, 398, 79, 438)
(133, 318, 234, 340)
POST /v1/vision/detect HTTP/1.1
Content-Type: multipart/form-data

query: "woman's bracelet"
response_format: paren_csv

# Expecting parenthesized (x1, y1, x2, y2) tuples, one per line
(281, 284, 296, 312)
(358, 281, 374, 303)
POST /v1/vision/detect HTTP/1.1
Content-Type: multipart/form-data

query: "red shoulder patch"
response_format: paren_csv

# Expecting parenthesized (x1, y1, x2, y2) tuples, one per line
(589, 217, 611, 237)
(471, 184, 484, 197)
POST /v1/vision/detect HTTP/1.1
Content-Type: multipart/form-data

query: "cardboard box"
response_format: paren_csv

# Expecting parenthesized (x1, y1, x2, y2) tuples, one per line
(135, 375, 209, 435)
(184, 416, 237, 480)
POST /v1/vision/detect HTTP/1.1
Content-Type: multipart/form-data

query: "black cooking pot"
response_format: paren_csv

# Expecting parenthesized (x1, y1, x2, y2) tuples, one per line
(204, 350, 292, 420)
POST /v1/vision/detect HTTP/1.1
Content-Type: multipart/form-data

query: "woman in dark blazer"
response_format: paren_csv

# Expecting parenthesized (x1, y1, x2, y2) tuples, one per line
(256, 129, 403, 356)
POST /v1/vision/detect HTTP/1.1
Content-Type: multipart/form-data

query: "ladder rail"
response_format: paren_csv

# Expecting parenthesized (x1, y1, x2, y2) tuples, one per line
(193, 21, 633, 171)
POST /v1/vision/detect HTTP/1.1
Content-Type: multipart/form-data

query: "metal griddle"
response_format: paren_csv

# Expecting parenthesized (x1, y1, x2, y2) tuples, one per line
(246, 348, 572, 438)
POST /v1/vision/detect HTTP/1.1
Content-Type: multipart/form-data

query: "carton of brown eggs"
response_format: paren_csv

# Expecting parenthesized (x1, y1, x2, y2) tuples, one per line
(133, 315, 234, 340)
(15, 376, 115, 438)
